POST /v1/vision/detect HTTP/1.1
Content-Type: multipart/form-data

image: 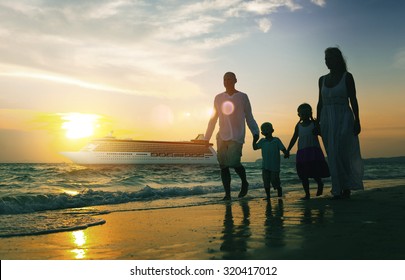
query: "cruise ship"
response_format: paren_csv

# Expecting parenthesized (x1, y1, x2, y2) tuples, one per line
(61, 134, 218, 165)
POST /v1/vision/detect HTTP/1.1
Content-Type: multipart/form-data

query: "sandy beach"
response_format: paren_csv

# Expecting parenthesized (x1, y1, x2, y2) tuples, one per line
(1, 184, 405, 260)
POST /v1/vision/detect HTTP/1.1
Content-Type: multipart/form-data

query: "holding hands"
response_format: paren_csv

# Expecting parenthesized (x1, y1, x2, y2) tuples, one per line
(312, 119, 321, 135)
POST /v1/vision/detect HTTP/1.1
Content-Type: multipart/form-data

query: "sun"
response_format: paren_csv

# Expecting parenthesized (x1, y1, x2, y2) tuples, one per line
(61, 113, 100, 139)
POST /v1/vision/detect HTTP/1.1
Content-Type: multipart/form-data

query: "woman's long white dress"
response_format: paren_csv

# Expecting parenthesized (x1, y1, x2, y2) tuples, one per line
(320, 72, 364, 196)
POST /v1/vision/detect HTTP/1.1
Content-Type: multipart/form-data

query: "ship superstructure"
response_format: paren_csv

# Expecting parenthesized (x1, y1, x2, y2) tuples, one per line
(61, 134, 217, 165)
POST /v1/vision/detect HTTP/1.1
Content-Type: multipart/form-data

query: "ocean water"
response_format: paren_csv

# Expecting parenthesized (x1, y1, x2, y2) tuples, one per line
(1, 157, 405, 238)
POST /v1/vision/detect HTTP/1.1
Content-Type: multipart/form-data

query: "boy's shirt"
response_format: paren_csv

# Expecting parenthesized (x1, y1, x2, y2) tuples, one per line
(256, 137, 285, 172)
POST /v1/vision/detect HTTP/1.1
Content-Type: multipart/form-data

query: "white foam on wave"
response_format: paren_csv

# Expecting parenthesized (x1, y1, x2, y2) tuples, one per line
(0, 208, 106, 238)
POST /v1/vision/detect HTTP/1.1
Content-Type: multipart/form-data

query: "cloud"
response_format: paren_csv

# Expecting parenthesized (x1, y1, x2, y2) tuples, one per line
(0, 71, 141, 95)
(157, 16, 226, 41)
(0, 0, 324, 99)
(189, 33, 246, 50)
(227, 0, 301, 17)
(175, 0, 241, 16)
(256, 18, 272, 33)
(0, 1, 43, 16)
(86, 0, 133, 19)
(311, 0, 326, 7)
(393, 49, 405, 69)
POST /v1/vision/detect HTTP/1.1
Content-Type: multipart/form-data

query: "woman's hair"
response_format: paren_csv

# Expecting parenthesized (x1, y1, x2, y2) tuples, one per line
(297, 103, 315, 122)
(325, 47, 347, 72)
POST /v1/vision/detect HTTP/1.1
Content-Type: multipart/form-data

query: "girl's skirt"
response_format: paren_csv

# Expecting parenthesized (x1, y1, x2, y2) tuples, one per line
(296, 147, 330, 179)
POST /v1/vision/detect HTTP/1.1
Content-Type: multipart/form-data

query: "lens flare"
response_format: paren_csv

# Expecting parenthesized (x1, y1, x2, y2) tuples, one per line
(221, 101, 234, 115)
(151, 105, 174, 127)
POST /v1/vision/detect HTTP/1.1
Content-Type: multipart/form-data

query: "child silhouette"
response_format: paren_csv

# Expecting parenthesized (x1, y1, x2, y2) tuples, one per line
(253, 122, 288, 200)
(287, 103, 330, 200)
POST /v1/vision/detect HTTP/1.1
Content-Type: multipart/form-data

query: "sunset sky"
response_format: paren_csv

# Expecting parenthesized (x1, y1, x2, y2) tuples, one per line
(1, 0, 404, 163)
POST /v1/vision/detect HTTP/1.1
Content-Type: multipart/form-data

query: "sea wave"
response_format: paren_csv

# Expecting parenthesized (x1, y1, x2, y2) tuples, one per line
(0, 184, 232, 215)
(1, 160, 404, 239)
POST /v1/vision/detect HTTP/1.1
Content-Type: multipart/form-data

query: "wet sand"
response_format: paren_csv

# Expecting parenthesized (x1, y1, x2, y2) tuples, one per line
(1, 185, 405, 260)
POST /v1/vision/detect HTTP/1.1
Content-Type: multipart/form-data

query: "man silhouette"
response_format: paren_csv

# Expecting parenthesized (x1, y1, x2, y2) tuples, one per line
(205, 72, 259, 200)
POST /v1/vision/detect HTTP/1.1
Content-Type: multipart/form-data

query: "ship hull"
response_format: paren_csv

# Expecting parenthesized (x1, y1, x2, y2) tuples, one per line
(61, 135, 218, 165)
(61, 151, 218, 165)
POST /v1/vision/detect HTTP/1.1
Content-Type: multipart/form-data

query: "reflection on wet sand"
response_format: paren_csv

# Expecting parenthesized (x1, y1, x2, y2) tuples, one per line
(220, 200, 251, 259)
(301, 200, 326, 226)
(70, 230, 87, 259)
(264, 199, 285, 249)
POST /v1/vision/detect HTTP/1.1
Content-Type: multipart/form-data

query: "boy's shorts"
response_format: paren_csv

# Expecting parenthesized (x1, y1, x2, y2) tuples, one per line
(216, 138, 243, 169)
(262, 169, 281, 189)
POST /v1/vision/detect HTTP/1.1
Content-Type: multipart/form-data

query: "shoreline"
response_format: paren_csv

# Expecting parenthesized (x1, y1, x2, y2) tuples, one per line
(1, 184, 405, 260)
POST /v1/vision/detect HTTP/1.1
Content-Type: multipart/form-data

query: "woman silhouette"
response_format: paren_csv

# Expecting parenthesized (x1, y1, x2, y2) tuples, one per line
(316, 47, 364, 199)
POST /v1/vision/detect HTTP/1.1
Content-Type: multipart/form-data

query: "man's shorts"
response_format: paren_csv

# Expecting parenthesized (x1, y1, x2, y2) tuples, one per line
(216, 138, 243, 168)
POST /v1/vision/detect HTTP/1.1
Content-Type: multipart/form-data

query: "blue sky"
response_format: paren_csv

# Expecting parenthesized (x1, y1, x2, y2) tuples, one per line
(0, 0, 404, 162)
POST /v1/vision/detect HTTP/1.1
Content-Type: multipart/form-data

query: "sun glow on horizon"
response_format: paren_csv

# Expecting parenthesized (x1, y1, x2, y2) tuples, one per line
(61, 113, 100, 139)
